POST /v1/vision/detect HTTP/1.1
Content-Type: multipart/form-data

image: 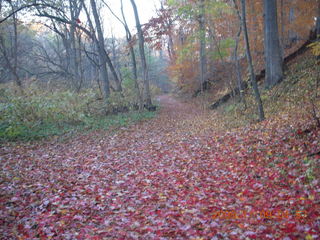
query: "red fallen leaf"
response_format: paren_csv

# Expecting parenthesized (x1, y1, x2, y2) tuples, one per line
(17, 224, 25, 232)
(296, 129, 304, 135)
(244, 231, 257, 239)
(281, 222, 297, 233)
(76, 19, 81, 24)
(90, 236, 102, 240)
(1, 95, 319, 239)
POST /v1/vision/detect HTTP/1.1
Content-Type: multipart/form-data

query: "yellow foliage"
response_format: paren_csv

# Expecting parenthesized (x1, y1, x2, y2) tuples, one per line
(308, 41, 320, 57)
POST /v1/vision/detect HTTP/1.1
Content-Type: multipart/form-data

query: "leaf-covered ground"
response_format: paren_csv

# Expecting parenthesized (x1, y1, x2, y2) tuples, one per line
(1, 95, 319, 239)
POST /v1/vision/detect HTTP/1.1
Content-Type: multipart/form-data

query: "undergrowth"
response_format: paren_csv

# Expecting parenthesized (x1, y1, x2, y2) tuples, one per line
(0, 84, 157, 142)
(205, 50, 320, 187)
(218, 51, 320, 129)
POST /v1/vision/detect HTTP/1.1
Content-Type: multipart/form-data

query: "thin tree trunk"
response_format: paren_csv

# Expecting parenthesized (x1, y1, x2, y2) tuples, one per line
(317, 0, 320, 40)
(120, 0, 143, 110)
(77, 31, 84, 91)
(264, 0, 283, 88)
(130, 0, 153, 109)
(68, 0, 80, 90)
(69, 0, 82, 90)
(111, 34, 120, 81)
(87, 0, 122, 94)
(232, 0, 245, 105)
(207, 26, 215, 76)
(280, 0, 285, 60)
(89, 0, 110, 98)
(198, 0, 206, 93)
(168, 33, 175, 60)
(241, 0, 265, 121)
(0, 36, 22, 90)
(248, 0, 258, 64)
(8, 1, 23, 90)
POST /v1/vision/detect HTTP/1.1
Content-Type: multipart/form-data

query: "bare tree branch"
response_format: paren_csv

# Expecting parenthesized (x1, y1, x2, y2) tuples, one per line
(0, 3, 62, 24)
(36, 13, 94, 39)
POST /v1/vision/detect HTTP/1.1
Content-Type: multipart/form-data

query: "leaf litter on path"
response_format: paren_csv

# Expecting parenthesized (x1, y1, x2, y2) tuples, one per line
(0, 95, 319, 239)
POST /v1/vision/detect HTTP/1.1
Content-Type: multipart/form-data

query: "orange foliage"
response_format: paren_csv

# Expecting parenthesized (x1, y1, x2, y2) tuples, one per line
(149, 0, 318, 93)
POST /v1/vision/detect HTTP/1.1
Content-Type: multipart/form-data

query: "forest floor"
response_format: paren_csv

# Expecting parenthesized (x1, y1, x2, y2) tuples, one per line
(1, 94, 319, 239)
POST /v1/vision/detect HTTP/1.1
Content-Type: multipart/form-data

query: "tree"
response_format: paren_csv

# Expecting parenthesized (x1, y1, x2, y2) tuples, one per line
(0, 2, 60, 24)
(232, 0, 245, 105)
(34, 0, 94, 90)
(317, 0, 320, 39)
(130, 0, 153, 109)
(68, 0, 83, 91)
(198, 0, 206, 93)
(88, 0, 110, 98)
(264, 0, 283, 89)
(102, 0, 143, 109)
(119, 0, 143, 110)
(0, 1, 23, 90)
(241, 0, 265, 121)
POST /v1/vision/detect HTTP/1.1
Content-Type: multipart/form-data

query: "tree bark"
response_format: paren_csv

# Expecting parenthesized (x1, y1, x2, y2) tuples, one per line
(120, 0, 143, 110)
(317, 0, 320, 40)
(232, 0, 245, 105)
(89, 0, 110, 98)
(264, 0, 283, 88)
(241, 0, 265, 121)
(198, 0, 206, 93)
(280, 0, 285, 60)
(68, 0, 81, 90)
(1, 1, 23, 90)
(168, 35, 175, 60)
(130, 0, 153, 108)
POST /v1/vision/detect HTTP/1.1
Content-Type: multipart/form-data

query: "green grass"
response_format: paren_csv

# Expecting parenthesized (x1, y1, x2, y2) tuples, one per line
(0, 110, 157, 142)
(0, 84, 158, 143)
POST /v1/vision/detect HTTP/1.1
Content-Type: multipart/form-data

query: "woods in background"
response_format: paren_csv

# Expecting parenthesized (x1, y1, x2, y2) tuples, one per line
(143, 0, 318, 120)
(0, 0, 171, 112)
(0, 0, 319, 119)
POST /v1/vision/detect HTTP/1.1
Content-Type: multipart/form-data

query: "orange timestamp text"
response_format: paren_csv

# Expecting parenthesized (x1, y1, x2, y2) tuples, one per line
(212, 209, 307, 220)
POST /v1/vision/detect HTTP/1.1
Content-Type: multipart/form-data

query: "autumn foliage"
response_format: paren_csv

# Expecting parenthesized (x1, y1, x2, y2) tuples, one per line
(1, 91, 319, 239)
(145, 0, 318, 94)
(1, 0, 320, 239)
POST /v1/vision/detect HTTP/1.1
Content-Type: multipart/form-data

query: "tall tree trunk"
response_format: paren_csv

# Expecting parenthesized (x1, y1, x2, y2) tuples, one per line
(130, 0, 153, 109)
(77, 30, 84, 91)
(280, 0, 285, 60)
(87, 0, 122, 94)
(7, 1, 23, 90)
(232, 0, 245, 105)
(264, 0, 283, 89)
(317, 0, 320, 40)
(160, 0, 175, 60)
(168, 33, 175, 60)
(68, 0, 81, 90)
(89, 0, 110, 98)
(248, 0, 258, 66)
(198, 0, 206, 93)
(207, 26, 215, 77)
(62, 25, 72, 78)
(0, 36, 22, 90)
(241, 0, 265, 121)
(120, 0, 143, 110)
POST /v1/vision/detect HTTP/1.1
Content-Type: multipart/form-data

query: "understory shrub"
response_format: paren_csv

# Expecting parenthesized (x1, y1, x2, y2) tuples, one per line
(0, 83, 157, 141)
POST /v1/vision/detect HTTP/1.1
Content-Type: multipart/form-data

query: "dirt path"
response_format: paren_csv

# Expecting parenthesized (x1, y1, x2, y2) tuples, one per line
(1, 95, 319, 239)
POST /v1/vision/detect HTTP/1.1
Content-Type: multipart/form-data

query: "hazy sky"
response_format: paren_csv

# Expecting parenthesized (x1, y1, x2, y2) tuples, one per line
(97, 0, 160, 37)
(20, 0, 160, 38)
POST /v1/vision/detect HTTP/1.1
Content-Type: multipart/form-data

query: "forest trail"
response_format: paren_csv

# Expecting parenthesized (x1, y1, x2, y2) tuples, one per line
(1, 95, 319, 239)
